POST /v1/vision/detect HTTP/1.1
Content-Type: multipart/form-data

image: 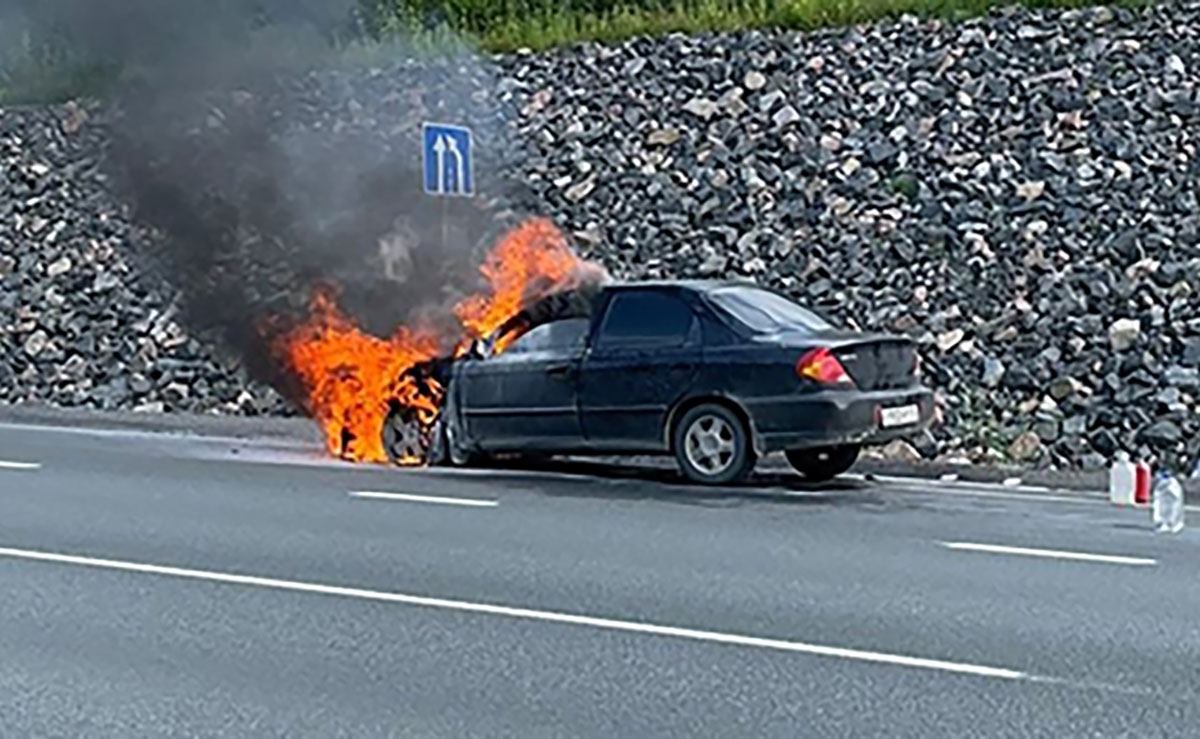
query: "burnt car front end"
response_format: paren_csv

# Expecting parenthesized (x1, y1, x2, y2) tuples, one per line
(382, 285, 603, 466)
(381, 354, 458, 464)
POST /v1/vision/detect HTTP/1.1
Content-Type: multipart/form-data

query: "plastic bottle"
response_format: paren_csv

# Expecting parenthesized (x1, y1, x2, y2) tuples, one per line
(1151, 471, 1185, 534)
(1134, 460, 1152, 506)
(1109, 452, 1135, 506)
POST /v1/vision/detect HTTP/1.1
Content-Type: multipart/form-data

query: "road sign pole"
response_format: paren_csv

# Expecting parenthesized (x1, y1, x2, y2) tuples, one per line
(440, 195, 448, 255)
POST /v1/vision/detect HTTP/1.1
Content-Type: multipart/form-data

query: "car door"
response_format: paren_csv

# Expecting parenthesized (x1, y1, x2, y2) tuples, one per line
(579, 289, 700, 449)
(458, 318, 590, 451)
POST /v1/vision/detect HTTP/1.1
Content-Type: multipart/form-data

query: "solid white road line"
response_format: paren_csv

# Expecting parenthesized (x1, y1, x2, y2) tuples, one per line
(873, 473, 1105, 498)
(877, 477, 1200, 514)
(851, 476, 1108, 506)
(0, 545, 1025, 681)
(0, 460, 40, 471)
(855, 471, 1200, 513)
(940, 542, 1157, 567)
(0, 420, 314, 449)
(349, 491, 498, 508)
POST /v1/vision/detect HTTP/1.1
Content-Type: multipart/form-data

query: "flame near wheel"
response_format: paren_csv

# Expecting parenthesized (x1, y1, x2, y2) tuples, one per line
(275, 217, 605, 465)
(382, 406, 434, 465)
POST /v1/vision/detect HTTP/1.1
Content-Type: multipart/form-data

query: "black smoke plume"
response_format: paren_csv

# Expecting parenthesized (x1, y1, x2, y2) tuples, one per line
(0, 0, 522, 390)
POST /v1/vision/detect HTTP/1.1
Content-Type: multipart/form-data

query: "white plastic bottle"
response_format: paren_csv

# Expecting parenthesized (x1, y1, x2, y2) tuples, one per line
(1109, 451, 1135, 506)
(1151, 472, 1185, 534)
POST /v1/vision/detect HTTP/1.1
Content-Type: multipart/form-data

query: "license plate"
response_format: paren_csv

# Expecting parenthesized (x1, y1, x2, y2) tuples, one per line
(880, 404, 920, 428)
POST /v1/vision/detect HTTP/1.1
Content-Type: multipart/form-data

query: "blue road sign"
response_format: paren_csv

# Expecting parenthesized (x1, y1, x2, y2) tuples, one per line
(422, 123, 474, 197)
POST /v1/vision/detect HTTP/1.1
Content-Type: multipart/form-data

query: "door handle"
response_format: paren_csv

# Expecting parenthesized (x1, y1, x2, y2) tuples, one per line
(546, 364, 572, 378)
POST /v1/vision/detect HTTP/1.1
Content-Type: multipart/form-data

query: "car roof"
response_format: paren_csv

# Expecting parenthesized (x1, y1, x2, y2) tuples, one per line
(601, 279, 761, 294)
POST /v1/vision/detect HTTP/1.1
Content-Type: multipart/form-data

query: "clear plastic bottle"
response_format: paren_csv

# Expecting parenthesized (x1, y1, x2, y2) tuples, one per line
(1151, 471, 1185, 534)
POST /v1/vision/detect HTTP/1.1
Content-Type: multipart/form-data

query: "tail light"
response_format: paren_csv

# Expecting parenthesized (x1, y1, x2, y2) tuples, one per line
(796, 347, 856, 388)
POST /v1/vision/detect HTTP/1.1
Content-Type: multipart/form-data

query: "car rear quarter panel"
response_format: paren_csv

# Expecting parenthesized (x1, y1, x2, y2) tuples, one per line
(676, 342, 805, 446)
(688, 334, 933, 453)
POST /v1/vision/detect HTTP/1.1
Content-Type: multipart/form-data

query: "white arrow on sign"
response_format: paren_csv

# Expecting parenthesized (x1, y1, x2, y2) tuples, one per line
(432, 135, 447, 194)
(446, 136, 464, 193)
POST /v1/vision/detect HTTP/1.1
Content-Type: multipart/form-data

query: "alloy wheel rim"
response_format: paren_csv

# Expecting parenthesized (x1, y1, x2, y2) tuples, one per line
(684, 414, 736, 475)
(387, 414, 425, 462)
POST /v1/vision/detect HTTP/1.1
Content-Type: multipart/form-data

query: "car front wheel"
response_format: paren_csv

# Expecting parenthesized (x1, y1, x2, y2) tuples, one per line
(382, 407, 432, 465)
(785, 444, 860, 482)
(673, 403, 756, 484)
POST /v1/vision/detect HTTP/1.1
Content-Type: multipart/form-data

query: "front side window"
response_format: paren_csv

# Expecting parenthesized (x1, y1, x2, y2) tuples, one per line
(708, 287, 832, 333)
(503, 318, 591, 356)
(596, 291, 694, 347)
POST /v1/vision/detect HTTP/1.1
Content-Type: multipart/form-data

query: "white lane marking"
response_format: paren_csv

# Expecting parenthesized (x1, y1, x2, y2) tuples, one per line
(902, 486, 1098, 506)
(872, 476, 1200, 514)
(0, 460, 40, 471)
(941, 542, 1157, 567)
(350, 491, 498, 508)
(0, 545, 1026, 681)
(0, 420, 316, 449)
(848, 471, 1109, 498)
(854, 477, 1109, 506)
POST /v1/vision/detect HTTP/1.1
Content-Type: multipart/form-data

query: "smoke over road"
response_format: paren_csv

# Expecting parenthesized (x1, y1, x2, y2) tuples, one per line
(0, 0, 522, 393)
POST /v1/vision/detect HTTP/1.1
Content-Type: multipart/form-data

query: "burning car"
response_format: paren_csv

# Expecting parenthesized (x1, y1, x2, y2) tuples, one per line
(382, 280, 933, 484)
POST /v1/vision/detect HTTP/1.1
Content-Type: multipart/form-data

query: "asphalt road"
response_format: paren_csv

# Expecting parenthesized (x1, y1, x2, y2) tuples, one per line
(0, 420, 1198, 737)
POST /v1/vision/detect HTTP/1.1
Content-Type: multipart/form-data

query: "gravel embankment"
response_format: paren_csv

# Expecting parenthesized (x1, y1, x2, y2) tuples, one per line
(0, 104, 290, 416)
(500, 3, 1200, 470)
(1, 3, 1199, 470)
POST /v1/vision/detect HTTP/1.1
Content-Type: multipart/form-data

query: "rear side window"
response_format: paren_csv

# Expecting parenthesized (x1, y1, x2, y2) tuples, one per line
(708, 287, 832, 333)
(596, 291, 694, 347)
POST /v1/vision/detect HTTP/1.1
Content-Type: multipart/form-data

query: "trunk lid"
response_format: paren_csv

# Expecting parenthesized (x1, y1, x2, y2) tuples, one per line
(829, 336, 919, 391)
(764, 330, 919, 390)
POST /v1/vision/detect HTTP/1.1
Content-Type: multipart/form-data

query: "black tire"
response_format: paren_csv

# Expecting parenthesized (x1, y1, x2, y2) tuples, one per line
(785, 445, 860, 482)
(382, 407, 432, 465)
(672, 403, 756, 484)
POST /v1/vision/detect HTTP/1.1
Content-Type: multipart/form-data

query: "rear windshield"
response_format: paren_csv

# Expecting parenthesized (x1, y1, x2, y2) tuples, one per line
(708, 287, 832, 333)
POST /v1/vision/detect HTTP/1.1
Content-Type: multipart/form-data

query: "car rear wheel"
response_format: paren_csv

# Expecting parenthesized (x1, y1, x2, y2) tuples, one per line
(673, 403, 755, 484)
(785, 444, 860, 482)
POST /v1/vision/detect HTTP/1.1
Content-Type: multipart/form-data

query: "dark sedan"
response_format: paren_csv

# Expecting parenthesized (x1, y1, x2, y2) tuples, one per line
(388, 280, 933, 484)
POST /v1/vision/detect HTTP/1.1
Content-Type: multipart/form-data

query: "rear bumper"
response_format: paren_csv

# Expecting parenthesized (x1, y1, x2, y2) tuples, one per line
(743, 386, 934, 453)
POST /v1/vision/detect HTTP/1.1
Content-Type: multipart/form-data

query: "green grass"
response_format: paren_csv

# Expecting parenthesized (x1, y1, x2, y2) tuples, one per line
(367, 0, 1154, 52)
(0, 63, 120, 106)
(0, 0, 1156, 103)
(0, 28, 121, 105)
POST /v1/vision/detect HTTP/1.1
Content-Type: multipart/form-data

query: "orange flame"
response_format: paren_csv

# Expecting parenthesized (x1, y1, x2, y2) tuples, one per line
(454, 217, 594, 351)
(275, 288, 444, 462)
(275, 217, 598, 464)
